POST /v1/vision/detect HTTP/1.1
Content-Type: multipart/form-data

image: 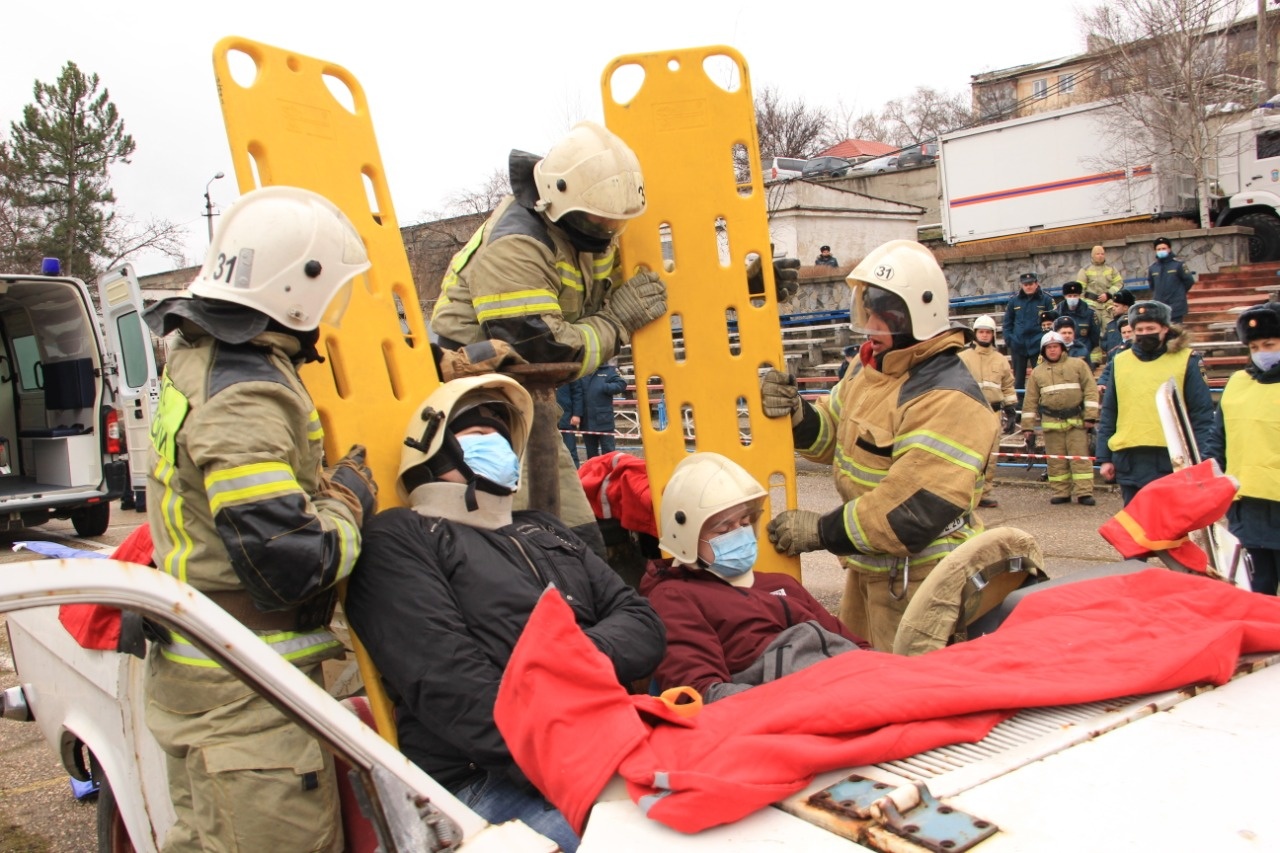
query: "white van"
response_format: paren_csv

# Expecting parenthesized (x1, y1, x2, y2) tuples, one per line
(0, 261, 155, 536)
(760, 156, 806, 182)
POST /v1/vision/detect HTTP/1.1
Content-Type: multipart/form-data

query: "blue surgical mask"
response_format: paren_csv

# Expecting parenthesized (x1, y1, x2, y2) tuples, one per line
(458, 432, 520, 489)
(705, 525, 758, 578)
(1156, 249, 1170, 260)
(1253, 350, 1280, 372)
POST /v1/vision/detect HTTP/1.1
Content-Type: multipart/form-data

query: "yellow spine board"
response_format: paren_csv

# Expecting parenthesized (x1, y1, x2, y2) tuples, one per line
(603, 46, 800, 579)
(212, 37, 438, 746)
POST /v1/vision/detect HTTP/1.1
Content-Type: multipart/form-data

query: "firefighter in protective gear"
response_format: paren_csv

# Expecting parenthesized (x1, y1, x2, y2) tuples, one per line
(760, 239, 996, 651)
(142, 186, 376, 853)
(959, 314, 1016, 508)
(430, 121, 663, 557)
(344, 375, 664, 853)
(1096, 300, 1214, 505)
(1203, 302, 1280, 594)
(1022, 331, 1099, 506)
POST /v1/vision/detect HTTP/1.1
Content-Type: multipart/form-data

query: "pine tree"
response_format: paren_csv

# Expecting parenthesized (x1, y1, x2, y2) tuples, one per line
(0, 62, 135, 277)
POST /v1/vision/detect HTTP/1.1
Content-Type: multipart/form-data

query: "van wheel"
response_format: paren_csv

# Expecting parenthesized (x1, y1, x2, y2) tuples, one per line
(1237, 212, 1280, 262)
(72, 503, 111, 537)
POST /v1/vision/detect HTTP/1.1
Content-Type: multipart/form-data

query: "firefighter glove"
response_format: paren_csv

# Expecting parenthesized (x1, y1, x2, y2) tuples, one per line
(1001, 405, 1018, 435)
(433, 340, 527, 382)
(602, 270, 667, 334)
(746, 253, 802, 302)
(767, 510, 824, 556)
(324, 444, 378, 525)
(761, 369, 804, 424)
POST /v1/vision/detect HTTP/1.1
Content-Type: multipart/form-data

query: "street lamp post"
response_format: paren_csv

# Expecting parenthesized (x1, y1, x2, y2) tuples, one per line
(204, 172, 226, 244)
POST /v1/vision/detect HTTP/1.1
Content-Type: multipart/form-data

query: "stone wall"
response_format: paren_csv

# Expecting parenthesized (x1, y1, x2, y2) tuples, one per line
(779, 226, 1254, 314)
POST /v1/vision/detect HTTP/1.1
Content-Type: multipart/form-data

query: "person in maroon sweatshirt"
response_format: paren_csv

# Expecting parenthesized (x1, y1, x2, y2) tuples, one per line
(641, 452, 870, 701)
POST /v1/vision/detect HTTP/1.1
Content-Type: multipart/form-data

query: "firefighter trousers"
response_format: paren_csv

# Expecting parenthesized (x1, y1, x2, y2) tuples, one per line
(839, 562, 935, 652)
(145, 652, 342, 853)
(1043, 422, 1093, 499)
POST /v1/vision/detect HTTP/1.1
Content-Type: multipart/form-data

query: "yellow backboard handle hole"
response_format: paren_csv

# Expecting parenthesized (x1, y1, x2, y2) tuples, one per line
(702, 54, 742, 93)
(607, 63, 646, 106)
(322, 72, 357, 114)
(225, 49, 259, 89)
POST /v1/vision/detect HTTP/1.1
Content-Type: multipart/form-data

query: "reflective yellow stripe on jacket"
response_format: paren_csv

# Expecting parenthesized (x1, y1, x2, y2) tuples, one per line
(162, 629, 343, 668)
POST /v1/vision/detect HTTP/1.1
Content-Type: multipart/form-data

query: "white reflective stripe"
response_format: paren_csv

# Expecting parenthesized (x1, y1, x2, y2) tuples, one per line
(162, 629, 342, 667)
(597, 453, 624, 520)
(980, 380, 1003, 390)
(1041, 383, 1083, 394)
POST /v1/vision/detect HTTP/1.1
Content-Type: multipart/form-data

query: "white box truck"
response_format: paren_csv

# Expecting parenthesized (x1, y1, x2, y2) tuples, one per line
(939, 100, 1280, 262)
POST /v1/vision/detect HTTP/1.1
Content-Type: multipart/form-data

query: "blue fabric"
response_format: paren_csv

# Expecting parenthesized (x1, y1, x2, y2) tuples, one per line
(454, 771, 579, 852)
(1146, 255, 1195, 320)
(14, 541, 110, 560)
(580, 365, 627, 432)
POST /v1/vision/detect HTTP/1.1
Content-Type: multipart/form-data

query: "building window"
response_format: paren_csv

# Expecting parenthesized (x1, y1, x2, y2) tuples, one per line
(1058, 73, 1075, 94)
(1033, 79, 1048, 99)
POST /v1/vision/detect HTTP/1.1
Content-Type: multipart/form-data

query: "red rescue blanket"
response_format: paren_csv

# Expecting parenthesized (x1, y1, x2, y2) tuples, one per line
(58, 523, 154, 650)
(578, 451, 658, 538)
(496, 569, 1280, 834)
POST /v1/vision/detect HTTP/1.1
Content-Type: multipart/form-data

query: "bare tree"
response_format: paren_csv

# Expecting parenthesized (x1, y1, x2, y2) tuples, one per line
(877, 87, 975, 146)
(1081, 0, 1249, 226)
(102, 212, 190, 270)
(443, 168, 511, 218)
(751, 86, 832, 162)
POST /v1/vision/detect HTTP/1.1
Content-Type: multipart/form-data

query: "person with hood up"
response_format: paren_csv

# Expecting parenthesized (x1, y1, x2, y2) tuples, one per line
(1203, 302, 1280, 594)
(141, 186, 378, 852)
(641, 453, 869, 701)
(344, 374, 664, 853)
(759, 239, 996, 650)
(1095, 300, 1214, 504)
(1003, 272, 1055, 411)
(958, 314, 1017, 508)
(1022, 331, 1099, 506)
(1147, 237, 1196, 324)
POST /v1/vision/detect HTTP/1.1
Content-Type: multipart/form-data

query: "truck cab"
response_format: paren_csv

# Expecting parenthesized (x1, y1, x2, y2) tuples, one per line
(0, 261, 154, 536)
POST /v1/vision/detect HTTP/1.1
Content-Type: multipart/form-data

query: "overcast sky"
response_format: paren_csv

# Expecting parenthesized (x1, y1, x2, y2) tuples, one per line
(5, 1, 1089, 275)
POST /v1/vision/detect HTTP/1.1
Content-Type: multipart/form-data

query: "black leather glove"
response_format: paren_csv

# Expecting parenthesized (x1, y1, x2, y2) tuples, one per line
(326, 444, 378, 525)
(116, 611, 148, 659)
(1001, 405, 1017, 435)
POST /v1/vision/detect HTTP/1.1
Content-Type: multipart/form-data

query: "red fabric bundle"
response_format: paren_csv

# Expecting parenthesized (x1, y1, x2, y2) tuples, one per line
(496, 569, 1280, 834)
(1099, 460, 1237, 572)
(578, 451, 658, 538)
(58, 523, 154, 650)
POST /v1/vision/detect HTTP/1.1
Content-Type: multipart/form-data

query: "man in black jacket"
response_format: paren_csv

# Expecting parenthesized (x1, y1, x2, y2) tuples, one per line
(345, 375, 665, 853)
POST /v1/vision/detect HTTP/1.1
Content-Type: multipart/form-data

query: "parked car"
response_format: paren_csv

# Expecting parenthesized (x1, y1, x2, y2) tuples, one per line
(847, 154, 898, 175)
(801, 156, 853, 179)
(897, 140, 940, 168)
(760, 156, 806, 182)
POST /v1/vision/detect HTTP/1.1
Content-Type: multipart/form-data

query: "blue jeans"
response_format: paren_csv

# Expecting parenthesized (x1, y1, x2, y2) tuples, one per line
(454, 771, 579, 852)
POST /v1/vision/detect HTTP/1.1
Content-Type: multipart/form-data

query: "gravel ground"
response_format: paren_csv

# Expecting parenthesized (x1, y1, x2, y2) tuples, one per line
(0, 464, 1129, 850)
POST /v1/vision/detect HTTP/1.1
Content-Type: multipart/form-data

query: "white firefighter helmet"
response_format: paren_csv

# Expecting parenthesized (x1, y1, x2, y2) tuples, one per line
(397, 375, 533, 502)
(1040, 330, 1068, 354)
(189, 186, 370, 332)
(533, 121, 646, 238)
(973, 314, 998, 332)
(659, 452, 767, 565)
(847, 240, 950, 341)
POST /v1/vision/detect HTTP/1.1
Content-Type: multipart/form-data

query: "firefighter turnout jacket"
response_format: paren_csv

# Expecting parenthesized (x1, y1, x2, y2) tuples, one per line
(793, 330, 994, 572)
(1021, 357, 1099, 431)
(958, 343, 1017, 410)
(147, 326, 359, 667)
(431, 152, 626, 377)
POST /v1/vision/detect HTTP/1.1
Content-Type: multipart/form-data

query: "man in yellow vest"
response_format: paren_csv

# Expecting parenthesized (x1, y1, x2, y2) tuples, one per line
(1203, 302, 1280, 594)
(1094, 300, 1214, 505)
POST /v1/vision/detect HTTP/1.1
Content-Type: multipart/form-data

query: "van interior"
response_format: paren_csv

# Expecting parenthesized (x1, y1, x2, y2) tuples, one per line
(0, 278, 106, 517)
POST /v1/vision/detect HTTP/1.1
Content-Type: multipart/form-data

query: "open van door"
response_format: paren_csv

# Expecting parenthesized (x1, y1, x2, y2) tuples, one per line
(95, 265, 158, 508)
